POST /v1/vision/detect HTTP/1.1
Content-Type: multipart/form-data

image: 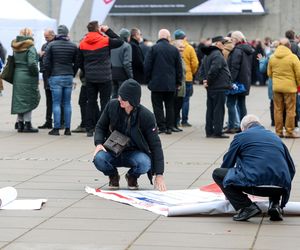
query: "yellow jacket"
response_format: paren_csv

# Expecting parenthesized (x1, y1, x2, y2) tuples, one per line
(182, 40, 199, 82)
(268, 45, 300, 93)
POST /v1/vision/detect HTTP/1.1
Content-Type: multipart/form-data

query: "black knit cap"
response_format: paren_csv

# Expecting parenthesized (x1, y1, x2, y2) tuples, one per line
(118, 79, 141, 107)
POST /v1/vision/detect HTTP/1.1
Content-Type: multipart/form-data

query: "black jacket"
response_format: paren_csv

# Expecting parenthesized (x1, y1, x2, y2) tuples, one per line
(145, 38, 182, 92)
(201, 46, 231, 92)
(227, 43, 254, 95)
(130, 38, 145, 84)
(289, 39, 300, 59)
(44, 36, 78, 77)
(94, 99, 164, 176)
(78, 29, 123, 83)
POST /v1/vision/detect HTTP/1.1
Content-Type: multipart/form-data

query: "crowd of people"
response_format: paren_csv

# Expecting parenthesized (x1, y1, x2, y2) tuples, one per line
(0, 22, 298, 221)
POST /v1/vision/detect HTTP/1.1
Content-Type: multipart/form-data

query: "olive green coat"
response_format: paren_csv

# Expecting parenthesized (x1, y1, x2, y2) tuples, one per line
(11, 36, 40, 114)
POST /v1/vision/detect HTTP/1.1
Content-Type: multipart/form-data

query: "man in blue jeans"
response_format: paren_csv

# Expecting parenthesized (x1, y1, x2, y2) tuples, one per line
(93, 79, 167, 191)
(44, 25, 78, 136)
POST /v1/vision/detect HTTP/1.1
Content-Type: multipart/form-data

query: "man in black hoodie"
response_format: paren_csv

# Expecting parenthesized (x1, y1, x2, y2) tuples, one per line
(93, 79, 166, 191)
(202, 36, 232, 138)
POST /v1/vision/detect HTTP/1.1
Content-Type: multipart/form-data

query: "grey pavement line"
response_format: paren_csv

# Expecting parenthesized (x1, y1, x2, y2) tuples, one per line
(5, 137, 67, 159)
(125, 215, 161, 250)
(187, 148, 227, 189)
(0, 192, 93, 250)
(0, 156, 91, 163)
(250, 216, 264, 250)
(11, 152, 94, 188)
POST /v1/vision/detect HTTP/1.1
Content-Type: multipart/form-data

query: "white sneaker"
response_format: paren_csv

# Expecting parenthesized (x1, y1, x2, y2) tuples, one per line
(294, 127, 299, 132)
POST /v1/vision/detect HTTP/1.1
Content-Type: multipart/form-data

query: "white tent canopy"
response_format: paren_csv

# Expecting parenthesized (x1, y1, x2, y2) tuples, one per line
(0, 0, 56, 57)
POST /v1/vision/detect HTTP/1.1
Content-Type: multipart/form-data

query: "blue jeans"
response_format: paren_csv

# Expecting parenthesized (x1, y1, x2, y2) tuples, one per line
(49, 75, 73, 129)
(93, 150, 151, 178)
(181, 82, 193, 124)
(226, 95, 240, 129)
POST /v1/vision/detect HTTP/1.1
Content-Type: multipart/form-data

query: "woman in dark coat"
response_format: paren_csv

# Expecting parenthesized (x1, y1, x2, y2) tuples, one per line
(11, 28, 40, 133)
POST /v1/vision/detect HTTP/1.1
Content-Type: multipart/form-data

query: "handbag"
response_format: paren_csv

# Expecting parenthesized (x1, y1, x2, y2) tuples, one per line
(1, 55, 15, 84)
(103, 130, 130, 157)
(225, 83, 246, 95)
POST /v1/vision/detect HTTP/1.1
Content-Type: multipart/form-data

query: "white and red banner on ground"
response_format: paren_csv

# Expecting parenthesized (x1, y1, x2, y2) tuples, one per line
(85, 183, 300, 216)
(59, 0, 116, 30)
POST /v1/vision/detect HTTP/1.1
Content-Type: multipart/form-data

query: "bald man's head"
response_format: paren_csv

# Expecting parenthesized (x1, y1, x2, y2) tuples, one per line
(158, 29, 171, 41)
(279, 38, 291, 49)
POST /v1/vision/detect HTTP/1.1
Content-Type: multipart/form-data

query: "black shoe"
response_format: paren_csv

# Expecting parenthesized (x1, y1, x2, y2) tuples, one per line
(233, 203, 261, 221)
(212, 133, 230, 138)
(125, 173, 139, 190)
(268, 202, 283, 221)
(14, 122, 18, 130)
(171, 127, 182, 132)
(48, 128, 60, 136)
(71, 125, 86, 133)
(87, 130, 94, 137)
(175, 126, 183, 132)
(181, 122, 192, 127)
(158, 129, 166, 134)
(64, 128, 71, 136)
(38, 122, 52, 129)
(165, 129, 172, 135)
(108, 174, 120, 190)
(17, 121, 24, 133)
(23, 122, 38, 133)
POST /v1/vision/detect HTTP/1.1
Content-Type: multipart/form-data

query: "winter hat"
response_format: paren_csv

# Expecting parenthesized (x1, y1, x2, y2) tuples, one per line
(174, 29, 186, 39)
(118, 79, 141, 107)
(57, 25, 69, 36)
(119, 28, 130, 40)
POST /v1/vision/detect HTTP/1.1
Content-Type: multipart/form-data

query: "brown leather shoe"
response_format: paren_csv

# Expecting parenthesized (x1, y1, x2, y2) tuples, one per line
(108, 174, 120, 190)
(125, 173, 139, 190)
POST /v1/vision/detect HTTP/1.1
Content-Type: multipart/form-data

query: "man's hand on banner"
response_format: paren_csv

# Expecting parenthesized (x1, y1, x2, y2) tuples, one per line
(154, 175, 167, 192)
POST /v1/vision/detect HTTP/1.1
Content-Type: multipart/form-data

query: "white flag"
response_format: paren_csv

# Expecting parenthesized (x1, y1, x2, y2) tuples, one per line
(90, 0, 116, 24)
(59, 0, 84, 29)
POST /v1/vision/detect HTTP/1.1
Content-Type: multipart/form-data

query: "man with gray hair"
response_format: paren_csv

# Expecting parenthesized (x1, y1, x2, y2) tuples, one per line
(213, 114, 295, 222)
(144, 29, 182, 134)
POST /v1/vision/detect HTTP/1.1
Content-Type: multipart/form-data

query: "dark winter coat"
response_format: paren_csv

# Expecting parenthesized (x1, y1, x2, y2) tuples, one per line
(11, 36, 40, 114)
(94, 99, 164, 176)
(79, 29, 123, 83)
(111, 41, 133, 81)
(201, 46, 231, 92)
(39, 40, 54, 89)
(227, 43, 254, 95)
(145, 38, 182, 92)
(221, 124, 295, 208)
(43, 36, 78, 77)
(130, 38, 145, 84)
(289, 39, 300, 59)
(0, 42, 7, 64)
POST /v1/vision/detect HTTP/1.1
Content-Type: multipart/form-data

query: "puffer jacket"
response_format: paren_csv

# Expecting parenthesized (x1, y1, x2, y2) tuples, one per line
(11, 36, 40, 114)
(182, 40, 199, 81)
(268, 45, 300, 93)
(78, 29, 123, 83)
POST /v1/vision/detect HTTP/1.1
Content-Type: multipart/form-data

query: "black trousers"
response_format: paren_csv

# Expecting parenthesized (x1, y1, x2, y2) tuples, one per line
(205, 91, 226, 136)
(86, 81, 111, 131)
(151, 91, 175, 130)
(112, 80, 124, 99)
(78, 85, 88, 128)
(212, 168, 283, 211)
(174, 96, 183, 127)
(45, 88, 52, 124)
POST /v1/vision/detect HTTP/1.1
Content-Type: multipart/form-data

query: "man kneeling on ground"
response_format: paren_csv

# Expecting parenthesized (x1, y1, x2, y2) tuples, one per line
(213, 114, 295, 221)
(92, 79, 167, 191)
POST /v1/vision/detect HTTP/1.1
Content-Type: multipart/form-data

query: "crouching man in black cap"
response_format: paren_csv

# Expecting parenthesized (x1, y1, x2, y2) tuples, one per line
(92, 79, 167, 191)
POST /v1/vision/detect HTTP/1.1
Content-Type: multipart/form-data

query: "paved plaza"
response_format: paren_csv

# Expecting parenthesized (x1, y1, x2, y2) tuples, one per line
(0, 82, 300, 250)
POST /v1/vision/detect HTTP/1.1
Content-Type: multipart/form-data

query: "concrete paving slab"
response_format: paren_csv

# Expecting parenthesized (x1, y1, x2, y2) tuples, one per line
(1, 84, 300, 249)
